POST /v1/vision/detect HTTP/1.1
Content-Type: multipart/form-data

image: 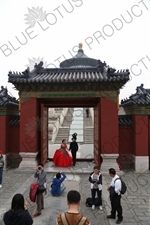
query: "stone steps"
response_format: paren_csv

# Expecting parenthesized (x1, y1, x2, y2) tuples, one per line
(54, 108, 74, 144)
(83, 109, 94, 144)
(54, 128, 70, 144)
(55, 108, 94, 144)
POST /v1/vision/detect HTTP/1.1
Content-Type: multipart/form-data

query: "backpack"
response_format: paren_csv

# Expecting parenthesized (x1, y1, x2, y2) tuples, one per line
(61, 213, 87, 225)
(115, 177, 127, 194)
(29, 182, 39, 202)
(86, 197, 99, 207)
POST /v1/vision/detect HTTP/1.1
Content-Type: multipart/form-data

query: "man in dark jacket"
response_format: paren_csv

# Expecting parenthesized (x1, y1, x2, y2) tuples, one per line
(69, 138, 78, 166)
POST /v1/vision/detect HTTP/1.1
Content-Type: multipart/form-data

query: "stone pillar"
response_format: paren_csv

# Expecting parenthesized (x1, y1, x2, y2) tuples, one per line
(19, 98, 38, 169)
(0, 115, 8, 155)
(100, 98, 121, 173)
(90, 108, 94, 126)
(0, 106, 20, 169)
(0, 111, 13, 169)
(48, 108, 55, 118)
(133, 115, 149, 173)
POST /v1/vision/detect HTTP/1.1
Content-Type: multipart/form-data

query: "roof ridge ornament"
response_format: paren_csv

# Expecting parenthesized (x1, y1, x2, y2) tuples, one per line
(0, 86, 18, 107)
(34, 61, 44, 70)
(22, 67, 30, 77)
(79, 43, 83, 49)
(136, 83, 145, 94)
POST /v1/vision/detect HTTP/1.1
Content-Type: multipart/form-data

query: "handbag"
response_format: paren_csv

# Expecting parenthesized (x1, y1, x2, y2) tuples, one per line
(29, 182, 39, 202)
(38, 183, 46, 192)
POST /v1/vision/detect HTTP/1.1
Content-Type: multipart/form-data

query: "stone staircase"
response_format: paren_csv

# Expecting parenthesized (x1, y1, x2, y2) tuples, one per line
(83, 108, 94, 144)
(63, 108, 74, 127)
(54, 108, 74, 144)
(84, 128, 94, 144)
(54, 108, 94, 144)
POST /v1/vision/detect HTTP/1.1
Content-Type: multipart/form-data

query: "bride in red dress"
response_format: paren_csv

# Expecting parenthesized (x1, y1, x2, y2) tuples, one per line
(53, 139, 73, 167)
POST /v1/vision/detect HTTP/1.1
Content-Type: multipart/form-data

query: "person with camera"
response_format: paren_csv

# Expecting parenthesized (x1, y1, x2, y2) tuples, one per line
(51, 172, 66, 196)
(89, 165, 103, 210)
(33, 164, 46, 217)
(3, 193, 33, 225)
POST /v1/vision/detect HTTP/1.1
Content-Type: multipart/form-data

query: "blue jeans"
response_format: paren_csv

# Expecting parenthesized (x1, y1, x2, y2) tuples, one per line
(0, 167, 3, 185)
(51, 185, 66, 196)
(60, 185, 66, 195)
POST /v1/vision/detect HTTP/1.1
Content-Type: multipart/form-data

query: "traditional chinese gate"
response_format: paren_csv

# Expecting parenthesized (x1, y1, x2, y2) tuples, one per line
(8, 45, 129, 169)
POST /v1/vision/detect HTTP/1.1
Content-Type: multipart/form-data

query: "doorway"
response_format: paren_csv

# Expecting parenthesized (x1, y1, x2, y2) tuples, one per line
(47, 107, 94, 160)
(39, 97, 100, 166)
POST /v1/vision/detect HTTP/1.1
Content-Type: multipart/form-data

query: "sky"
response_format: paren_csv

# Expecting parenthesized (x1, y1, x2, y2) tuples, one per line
(0, 0, 150, 102)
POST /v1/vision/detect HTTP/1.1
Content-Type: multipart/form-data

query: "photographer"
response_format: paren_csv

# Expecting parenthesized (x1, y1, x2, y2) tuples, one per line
(51, 172, 66, 196)
(33, 164, 46, 217)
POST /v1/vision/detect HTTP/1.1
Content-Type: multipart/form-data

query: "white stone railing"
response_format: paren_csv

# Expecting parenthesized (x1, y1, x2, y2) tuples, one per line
(59, 108, 68, 127)
(48, 108, 69, 143)
(90, 108, 94, 126)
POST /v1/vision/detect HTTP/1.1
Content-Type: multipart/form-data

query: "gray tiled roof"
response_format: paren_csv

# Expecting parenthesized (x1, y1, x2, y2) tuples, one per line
(0, 86, 18, 107)
(8, 115, 133, 126)
(118, 115, 133, 126)
(8, 63, 130, 84)
(60, 48, 100, 68)
(74, 49, 88, 58)
(121, 84, 150, 106)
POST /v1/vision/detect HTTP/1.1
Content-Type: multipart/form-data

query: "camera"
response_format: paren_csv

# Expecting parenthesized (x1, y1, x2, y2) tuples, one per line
(38, 166, 42, 170)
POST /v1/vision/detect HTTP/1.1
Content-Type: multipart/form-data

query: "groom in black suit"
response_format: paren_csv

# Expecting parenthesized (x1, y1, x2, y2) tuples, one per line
(69, 138, 78, 166)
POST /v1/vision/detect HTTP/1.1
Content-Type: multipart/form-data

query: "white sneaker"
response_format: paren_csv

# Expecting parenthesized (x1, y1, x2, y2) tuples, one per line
(0, 185, 2, 188)
(99, 206, 103, 210)
(92, 205, 95, 209)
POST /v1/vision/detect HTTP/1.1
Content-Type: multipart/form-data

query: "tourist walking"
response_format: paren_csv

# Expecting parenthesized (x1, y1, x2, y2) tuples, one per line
(51, 172, 66, 196)
(56, 190, 90, 225)
(3, 193, 33, 225)
(0, 150, 4, 188)
(89, 166, 103, 210)
(33, 164, 46, 217)
(107, 168, 123, 224)
(69, 138, 78, 166)
(86, 108, 89, 118)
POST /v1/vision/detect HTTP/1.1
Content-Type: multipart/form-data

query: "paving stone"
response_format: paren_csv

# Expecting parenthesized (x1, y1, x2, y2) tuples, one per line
(123, 223, 138, 225)
(134, 212, 145, 216)
(1, 164, 150, 224)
